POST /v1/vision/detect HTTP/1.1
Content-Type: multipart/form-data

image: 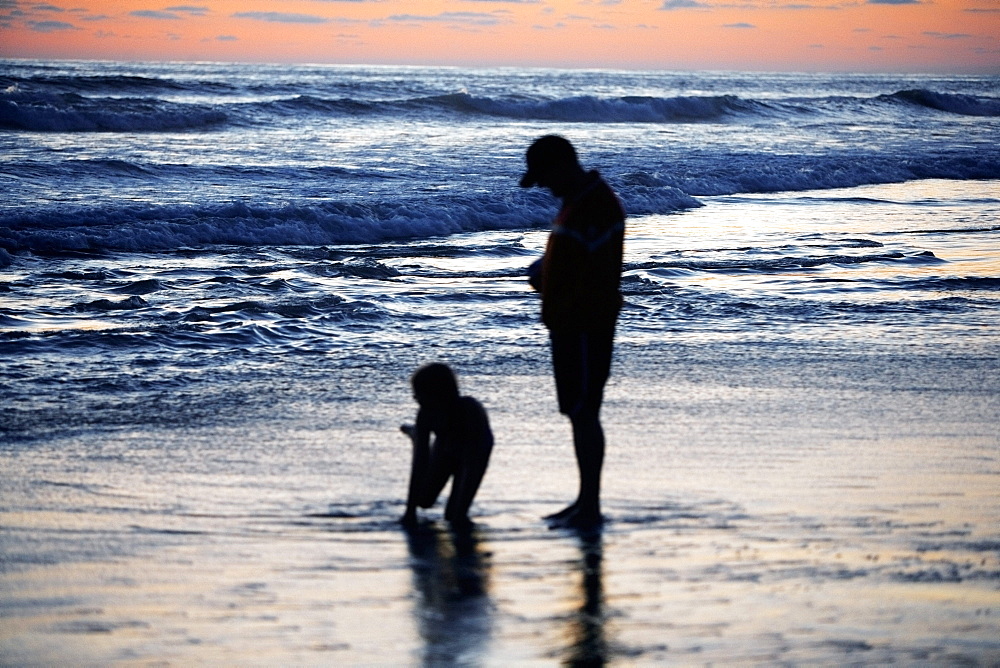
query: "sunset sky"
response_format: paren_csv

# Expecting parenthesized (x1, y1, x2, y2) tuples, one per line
(2, 0, 998, 72)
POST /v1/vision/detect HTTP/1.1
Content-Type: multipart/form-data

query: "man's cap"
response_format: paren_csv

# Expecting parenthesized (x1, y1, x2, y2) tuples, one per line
(519, 135, 578, 188)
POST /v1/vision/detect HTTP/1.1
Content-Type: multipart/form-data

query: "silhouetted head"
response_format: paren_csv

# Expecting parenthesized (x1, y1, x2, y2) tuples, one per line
(411, 363, 460, 407)
(519, 135, 580, 189)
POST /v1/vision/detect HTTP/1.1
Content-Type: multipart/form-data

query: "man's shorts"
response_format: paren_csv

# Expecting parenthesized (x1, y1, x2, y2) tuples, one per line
(550, 327, 615, 418)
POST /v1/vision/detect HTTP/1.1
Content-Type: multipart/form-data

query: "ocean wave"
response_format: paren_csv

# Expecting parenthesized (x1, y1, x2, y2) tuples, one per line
(629, 249, 928, 275)
(416, 91, 776, 123)
(0, 180, 703, 253)
(5, 79, 999, 132)
(0, 198, 539, 253)
(422, 89, 1000, 124)
(657, 153, 1000, 197)
(183, 91, 776, 124)
(0, 73, 234, 96)
(2, 72, 778, 125)
(327, 260, 401, 280)
(0, 90, 227, 132)
(72, 295, 149, 312)
(179, 294, 350, 321)
(256, 95, 378, 117)
(899, 276, 1000, 291)
(112, 279, 166, 295)
(14, 147, 997, 206)
(886, 89, 1000, 117)
(4, 156, 999, 255)
(39, 269, 113, 280)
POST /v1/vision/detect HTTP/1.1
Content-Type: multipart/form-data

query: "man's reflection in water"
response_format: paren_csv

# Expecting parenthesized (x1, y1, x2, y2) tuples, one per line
(404, 522, 492, 663)
(566, 531, 608, 667)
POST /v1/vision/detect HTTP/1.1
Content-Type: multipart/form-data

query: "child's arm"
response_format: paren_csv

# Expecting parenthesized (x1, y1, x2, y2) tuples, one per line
(400, 416, 431, 526)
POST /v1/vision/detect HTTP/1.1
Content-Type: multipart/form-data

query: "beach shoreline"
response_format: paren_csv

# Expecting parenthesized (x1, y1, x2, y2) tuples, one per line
(3, 330, 998, 665)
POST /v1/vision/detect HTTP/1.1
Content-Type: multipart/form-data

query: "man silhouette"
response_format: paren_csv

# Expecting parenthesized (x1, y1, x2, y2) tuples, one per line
(521, 135, 625, 529)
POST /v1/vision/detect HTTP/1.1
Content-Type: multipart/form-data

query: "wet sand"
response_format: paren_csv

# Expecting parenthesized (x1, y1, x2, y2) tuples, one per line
(2, 335, 999, 665)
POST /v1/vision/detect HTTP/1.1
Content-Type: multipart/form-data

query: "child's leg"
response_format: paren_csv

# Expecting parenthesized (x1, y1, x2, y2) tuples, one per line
(415, 453, 453, 510)
(444, 441, 492, 525)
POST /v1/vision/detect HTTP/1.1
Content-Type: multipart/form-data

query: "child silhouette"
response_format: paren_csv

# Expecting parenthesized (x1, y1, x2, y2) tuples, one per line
(401, 363, 493, 529)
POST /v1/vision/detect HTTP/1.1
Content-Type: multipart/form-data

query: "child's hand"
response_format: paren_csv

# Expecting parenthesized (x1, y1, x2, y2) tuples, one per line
(400, 424, 416, 438)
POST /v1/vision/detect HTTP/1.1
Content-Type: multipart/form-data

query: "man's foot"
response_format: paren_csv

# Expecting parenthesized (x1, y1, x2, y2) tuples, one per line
(546, 504, 603, 531)
(564, 509, 603, 531)
(544, 502, 578, 522)
(447, 513, 474, 533)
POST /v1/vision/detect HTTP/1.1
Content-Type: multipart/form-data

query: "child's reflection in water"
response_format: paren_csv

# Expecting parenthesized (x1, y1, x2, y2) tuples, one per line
(404, 522, 493, 663)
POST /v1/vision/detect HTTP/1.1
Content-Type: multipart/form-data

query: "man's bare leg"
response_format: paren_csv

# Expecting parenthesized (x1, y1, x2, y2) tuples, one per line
(547, 412, 604, 529)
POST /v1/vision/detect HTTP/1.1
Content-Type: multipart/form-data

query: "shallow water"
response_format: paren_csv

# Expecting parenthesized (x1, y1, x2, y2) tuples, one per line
(3, 406, 998, 665)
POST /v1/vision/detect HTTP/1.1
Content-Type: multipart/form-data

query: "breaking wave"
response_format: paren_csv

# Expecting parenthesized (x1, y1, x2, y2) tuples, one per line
(4, 76, 998, 132)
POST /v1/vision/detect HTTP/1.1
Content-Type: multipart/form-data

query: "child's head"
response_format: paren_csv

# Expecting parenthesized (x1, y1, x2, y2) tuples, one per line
(411, 363, 460, 407)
